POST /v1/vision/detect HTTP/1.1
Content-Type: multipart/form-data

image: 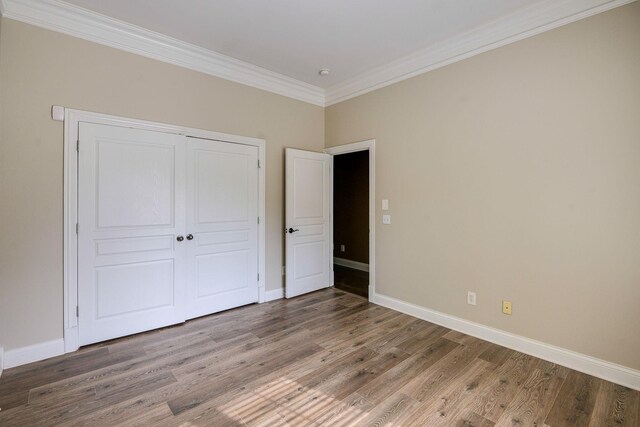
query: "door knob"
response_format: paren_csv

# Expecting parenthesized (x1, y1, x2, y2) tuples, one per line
(186, 234, 194, 240)
(288, 228, 300, 234)
(176, 235, 184, 242)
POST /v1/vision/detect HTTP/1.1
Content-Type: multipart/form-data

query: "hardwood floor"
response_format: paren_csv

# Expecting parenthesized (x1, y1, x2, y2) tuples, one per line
(334, 265, 369, 298)
(0, 288, 638, 426)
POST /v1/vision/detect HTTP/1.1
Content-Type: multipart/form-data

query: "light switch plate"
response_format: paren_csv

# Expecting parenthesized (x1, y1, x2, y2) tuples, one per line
(382, 214, 391, 224)
(382, 199, 389, 210)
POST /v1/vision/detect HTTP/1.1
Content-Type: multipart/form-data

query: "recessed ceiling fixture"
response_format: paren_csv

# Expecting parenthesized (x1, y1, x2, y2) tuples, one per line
(318, 68, 330, 76)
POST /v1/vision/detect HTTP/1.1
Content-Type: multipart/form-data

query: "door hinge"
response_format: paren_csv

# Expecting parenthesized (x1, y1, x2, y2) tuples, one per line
(76, 306, 79, 317)
(257, 217, 260, 224)
(258, 159, 261, 169)
(75, 223, 79, 234)
(76, 140, 79, 152)
(257, 273, 260, 281)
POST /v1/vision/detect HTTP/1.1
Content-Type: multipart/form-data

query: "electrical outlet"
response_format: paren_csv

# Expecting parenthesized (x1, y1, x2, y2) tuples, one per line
(340, 244, 345, 252)
(382, 214, 391, 224)
(502, 300, 512, 315)
(467, 291, 476, 306)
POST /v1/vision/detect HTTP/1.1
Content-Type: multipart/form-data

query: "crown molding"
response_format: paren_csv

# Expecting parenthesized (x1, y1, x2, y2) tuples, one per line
(1, 0, 325, 106)
(325, 0, 636, 106)
(1, 0, 634, 108)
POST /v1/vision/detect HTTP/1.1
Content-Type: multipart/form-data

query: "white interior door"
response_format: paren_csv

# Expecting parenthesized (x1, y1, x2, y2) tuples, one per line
(285, 148, 332, 298)
(186, 137, 259, 319)
(78, 123, 186, 346)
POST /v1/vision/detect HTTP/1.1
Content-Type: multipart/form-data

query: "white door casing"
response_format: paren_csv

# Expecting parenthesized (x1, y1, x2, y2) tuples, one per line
(285, 148, 332, 298)
(186, 137, 259, 319)
(324, 139, 376, 302)
(77, 123, 187, 345)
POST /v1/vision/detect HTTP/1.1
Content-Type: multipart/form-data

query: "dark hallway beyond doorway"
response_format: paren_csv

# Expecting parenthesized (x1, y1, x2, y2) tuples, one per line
(333, 150, 369, 298)
(334, 265, 368, 298)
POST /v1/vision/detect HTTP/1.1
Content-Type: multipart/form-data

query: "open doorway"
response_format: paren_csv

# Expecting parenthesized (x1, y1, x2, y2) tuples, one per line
(331, 150, 370, 299)
(285, 141, 375, 300)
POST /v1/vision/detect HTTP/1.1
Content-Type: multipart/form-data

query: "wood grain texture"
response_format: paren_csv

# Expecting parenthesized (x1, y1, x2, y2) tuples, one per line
(0, 288, 637, 426)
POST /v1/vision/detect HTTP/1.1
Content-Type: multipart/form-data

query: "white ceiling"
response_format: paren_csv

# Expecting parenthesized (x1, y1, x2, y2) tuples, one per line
(1, 0, 632, 105)
(60, 0, 544, 88)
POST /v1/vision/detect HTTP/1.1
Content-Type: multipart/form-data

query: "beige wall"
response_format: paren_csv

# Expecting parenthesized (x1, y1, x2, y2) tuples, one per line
(326, 3, 640, 370)
(0, 19, 324, 351)
(1, 2, 639, 372)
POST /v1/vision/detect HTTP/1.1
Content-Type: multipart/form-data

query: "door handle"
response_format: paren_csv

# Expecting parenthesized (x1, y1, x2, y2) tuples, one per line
(176, 235, 184, 242)
(288, 228, 300, 234)
(186, 234, 194, 241)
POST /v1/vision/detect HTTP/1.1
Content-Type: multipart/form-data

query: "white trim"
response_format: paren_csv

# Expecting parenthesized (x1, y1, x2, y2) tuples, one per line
(1, 0, 324, 106)
(325, 140, 376, 302)
(333, 257, 369, 272)
(324, 0, 636, 106)
(373, 293, 640, 391)
(0, 346, 4, 377)
(264, 287, 285, 302)
(63, 107, 266, 353)
(2, 0, 633, 108)
(3, 339, 65, 369)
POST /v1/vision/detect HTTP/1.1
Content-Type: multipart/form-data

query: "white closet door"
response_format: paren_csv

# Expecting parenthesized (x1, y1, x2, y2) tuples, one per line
(186, 137, 259, 319)
(78, 123, 186, 346)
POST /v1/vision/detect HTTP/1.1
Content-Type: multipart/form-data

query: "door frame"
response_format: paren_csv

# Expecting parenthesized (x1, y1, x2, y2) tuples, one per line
(324, 140, 376, 301)
(59, 107, 266, 353)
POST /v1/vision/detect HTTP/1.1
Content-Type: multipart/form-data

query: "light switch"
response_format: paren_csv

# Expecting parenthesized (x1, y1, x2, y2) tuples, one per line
(382, 199, 389, 211)
(382, 214, 391, 224)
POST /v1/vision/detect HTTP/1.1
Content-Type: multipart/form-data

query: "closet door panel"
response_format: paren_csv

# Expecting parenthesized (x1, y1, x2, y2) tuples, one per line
(186, 138, 259, 319)
(77, 123, 186, 346)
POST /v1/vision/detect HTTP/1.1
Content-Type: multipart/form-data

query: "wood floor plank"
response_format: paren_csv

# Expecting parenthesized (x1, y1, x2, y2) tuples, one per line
(308, 392, 374, 426)
(0, 288, 635, 427)
(494, 360, 569, 427)
(478, 343, 515, 366)
(399, 337, 491, 403)
(365, 318, 437, 353)
(588, 381, 639, 427)
(443, 329, 480, 345)
(0, 345, 144, 411)
(334, 265, 369, 299)
(28, 331, 259, 405)
(545, 370, 602, 427)
(317, 311, 414, 353)
(113, 404, 176, 427)
(357, 392, 422, 426)
(167, 342, 324, 415)
(458, 410, 497, 427)
(395, 322, 450, 354)
(395, 358, 496, 425)
(469, 350, 540, 422)
(356, 337, 460, 404)
(280, 347, 409, 418)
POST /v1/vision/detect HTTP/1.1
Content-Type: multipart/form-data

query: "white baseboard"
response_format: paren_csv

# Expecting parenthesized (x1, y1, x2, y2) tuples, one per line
(373, 292, 640, 391)
(264, 287, 284, 302)
(334, 257, 369, 272)
(4, 339, 65, 370)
